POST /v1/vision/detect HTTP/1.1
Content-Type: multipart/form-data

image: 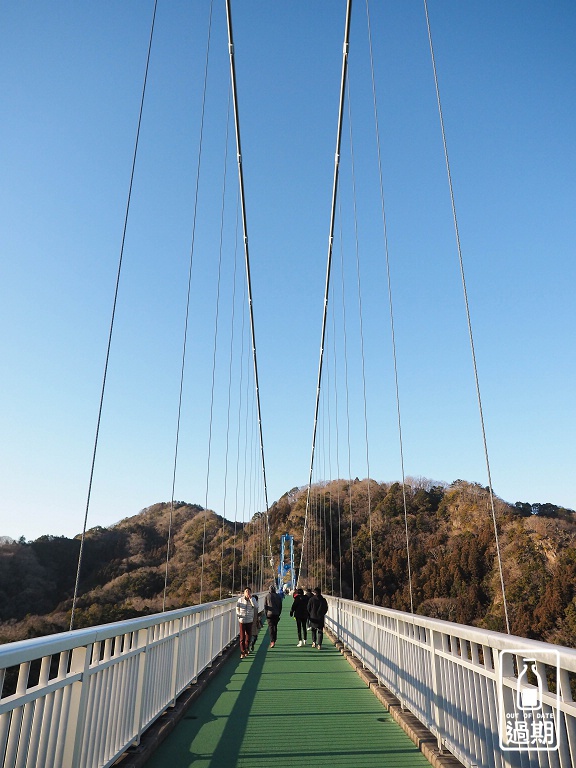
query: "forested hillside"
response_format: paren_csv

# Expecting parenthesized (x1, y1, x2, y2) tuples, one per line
(1, 479, 575, 647)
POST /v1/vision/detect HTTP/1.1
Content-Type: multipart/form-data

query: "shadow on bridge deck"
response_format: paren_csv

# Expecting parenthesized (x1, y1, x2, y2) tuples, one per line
(140, 599, 430, 768)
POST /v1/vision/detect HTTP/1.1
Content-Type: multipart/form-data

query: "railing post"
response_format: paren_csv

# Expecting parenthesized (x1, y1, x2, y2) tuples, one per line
(132, 628, 150, 746)
(3, 662, 30, 766)
(62, 645, 91, 768)
(430, 629, 446, 752)
(395, 617, 404, 705)
(170, 618, 182, 706)
(361, 606, 366, 666)
(493, 648, 515, 768)
(375, 611, 381, 682)
(219, 604, 225, 654)
(208, 611, 215, 667)
(192, 616, 201, 683)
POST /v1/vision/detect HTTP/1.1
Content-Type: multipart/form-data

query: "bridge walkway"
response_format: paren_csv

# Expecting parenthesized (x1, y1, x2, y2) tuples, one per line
(143, 598, 431, 768)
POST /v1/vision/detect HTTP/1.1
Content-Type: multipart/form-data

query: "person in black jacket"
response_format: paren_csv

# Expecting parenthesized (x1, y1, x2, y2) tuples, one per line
(307, 587, 328, 650)
(264, 584, 283, 647)
(249, 593, 265, 652)
(290, 588, 309, 647)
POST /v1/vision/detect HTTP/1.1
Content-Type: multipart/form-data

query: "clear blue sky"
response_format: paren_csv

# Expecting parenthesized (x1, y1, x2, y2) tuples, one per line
(1, 1, 574, 542)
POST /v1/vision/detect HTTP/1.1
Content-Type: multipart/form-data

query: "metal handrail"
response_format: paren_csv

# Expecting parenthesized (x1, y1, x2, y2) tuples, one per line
(326, 596, 576, 768)
(2, 595, 574, 768)
(0, 596, 244, 768)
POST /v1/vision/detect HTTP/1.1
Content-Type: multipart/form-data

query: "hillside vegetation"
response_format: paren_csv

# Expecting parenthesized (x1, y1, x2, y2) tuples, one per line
(1, 480, 575, 647)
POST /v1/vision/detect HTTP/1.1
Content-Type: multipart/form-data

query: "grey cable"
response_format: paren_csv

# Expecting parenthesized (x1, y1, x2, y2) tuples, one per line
(364, 0, 414, 612)
(163, 0, 214, 612)
(225, 0, 274, 582)
(70, 0, 158, 631)
(423, 0, 510, 632)
(299, 0, 353, 583)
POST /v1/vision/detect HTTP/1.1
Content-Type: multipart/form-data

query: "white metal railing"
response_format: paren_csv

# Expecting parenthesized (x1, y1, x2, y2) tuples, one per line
(326, 596, 576, 768)
(0, 596, 244, 768)
(4, 593, 575, 768)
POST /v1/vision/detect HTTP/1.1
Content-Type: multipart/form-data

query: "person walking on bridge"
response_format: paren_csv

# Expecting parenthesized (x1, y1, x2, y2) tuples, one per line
(264, 584, 282, 647)
(249, 593, 264, 652)
(307, 587, 328, 650)
(290, 588, 309, 647)
(236, 587, 257, 659)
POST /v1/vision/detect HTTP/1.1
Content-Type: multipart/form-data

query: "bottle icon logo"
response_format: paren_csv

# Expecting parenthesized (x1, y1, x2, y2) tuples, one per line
(516, 658, 542, 711)
(499, 649, 560, 752)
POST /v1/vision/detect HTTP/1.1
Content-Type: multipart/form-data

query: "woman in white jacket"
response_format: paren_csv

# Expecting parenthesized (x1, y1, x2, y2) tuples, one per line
(236, 587, 257, 658)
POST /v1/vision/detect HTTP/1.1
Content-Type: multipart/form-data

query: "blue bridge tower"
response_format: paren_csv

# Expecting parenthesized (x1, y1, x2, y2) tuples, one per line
(277, 533, 295, 593)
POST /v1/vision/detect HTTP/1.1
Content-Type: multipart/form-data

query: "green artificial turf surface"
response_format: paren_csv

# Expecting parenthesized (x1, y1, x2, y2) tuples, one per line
(144, 599, 430, 767)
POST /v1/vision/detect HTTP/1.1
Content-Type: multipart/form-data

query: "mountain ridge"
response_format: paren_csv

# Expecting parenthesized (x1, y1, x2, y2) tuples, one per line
(1, 479, 575, 648)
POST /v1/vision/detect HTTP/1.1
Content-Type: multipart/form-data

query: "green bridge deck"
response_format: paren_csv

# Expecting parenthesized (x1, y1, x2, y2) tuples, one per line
(143, 598, 430, 768)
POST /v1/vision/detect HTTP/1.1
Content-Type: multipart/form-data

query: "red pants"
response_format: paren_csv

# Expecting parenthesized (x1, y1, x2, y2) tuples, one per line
(239, 622, 253, 654)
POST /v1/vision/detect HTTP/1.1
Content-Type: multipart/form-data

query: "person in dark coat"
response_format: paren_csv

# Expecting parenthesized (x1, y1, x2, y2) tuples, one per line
(249, 593, 264, 652)
(307, 587, 328, 650)
(290, 588, 309, 646)
(264, 584, 283, 647)
(303, 587, 313, 629)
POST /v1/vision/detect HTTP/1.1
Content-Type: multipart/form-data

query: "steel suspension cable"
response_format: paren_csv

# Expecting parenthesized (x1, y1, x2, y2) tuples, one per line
(321, 404, 328, 590)
(337, 200, 356, 599)
(239, 336, 253, 589)
(70, 0, 159, 631)
(248, 402, 257, 585)
(225, 0, 274, 583)
(333, 195, 355, 599)
(163, 0, 215, 610)
(231, 259, 248, 595)
(298, 0, 353, 584)
(219, 155, 240, 602)
(364, 0, 414, 612)
(310, 484, 316, 586)
(244, 366, 257, 587)
(325, 347, 335, 594)
(199, 72, 233, 603)
(318, 405, 323, 588)
(330, 281, 344, 597)
(244, 384, 255, 587)
(343, 282, 355, 597)
(345, 76, 376, 605)
(423, 0, 510, 633)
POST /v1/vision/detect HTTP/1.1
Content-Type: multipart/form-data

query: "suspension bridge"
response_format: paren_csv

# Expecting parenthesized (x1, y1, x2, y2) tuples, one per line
(1, 0, 575, 766)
